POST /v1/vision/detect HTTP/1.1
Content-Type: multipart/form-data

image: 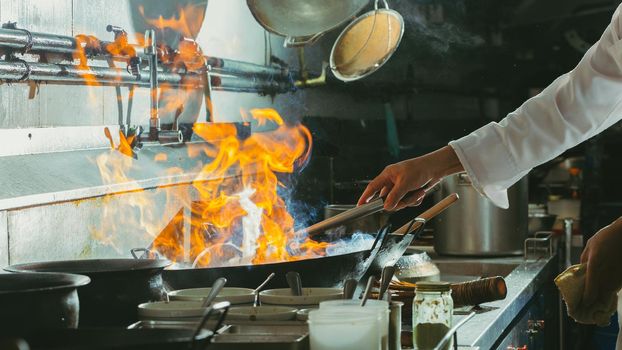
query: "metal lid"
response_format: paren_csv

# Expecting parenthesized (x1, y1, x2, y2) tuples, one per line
(415, 281, 451, 292)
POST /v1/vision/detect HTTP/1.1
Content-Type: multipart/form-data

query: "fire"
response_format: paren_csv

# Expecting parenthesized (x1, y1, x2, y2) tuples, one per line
(178, 108, 328, 267)
(92, 109, 330, 267)
(82, 2, 332, 267)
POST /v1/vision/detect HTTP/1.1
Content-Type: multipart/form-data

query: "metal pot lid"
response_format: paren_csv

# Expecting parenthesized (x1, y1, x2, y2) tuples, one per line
(330, 0, 404, 82)
(0, 272, 90, 294)
(6, 258, 171, 275)
(246, 0, 369, 39)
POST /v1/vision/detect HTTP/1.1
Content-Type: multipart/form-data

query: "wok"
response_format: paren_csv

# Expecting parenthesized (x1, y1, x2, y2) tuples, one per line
(163, 224, 391, 290)
(6, 259, 171, 327)
(162, 194, 458, 290)
(0, 272, 90, 331)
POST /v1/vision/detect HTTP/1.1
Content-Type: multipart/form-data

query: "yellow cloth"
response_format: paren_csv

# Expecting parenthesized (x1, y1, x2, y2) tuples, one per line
(555, 264, 618, 327)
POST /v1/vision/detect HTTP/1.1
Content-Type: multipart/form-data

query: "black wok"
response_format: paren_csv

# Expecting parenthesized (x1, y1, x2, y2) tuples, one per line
(163, 225, 391, 290)
(0, 272, 90, 331)
(163, 194, 459, 291)
(5, 259, 171, 327)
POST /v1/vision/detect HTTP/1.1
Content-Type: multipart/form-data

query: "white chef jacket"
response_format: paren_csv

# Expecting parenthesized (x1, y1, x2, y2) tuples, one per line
(449, 4, 622, 209)
(449, 5, 622, 347)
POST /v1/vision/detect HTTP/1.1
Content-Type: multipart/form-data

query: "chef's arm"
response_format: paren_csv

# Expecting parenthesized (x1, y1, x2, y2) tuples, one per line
(449, 4, 622, 208)
(360, 5, 622, 211)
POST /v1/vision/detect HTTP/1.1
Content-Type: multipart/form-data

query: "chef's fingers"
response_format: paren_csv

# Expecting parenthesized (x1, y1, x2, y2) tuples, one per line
(358, 175, 391, 205)
(379, 185, 392, 199)
(395, 189, 426, 211)
(424, 178, 441, 193)
(385, 183, 410, 211)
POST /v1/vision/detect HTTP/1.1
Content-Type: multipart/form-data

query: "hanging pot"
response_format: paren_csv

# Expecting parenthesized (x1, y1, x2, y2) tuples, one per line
(246, 0, 369, 46)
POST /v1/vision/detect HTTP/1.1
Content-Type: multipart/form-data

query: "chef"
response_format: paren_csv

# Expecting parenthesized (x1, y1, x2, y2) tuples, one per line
(359, 3, 622, 347)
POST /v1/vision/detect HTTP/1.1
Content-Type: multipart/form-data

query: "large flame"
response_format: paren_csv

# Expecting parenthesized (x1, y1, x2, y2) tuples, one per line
(93, 109, 330, 267)
(84, 4, 331, 267)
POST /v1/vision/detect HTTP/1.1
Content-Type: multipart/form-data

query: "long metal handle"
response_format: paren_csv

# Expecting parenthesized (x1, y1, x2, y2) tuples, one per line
(394, 193, 459, 235)
(297, 198, 385, 237)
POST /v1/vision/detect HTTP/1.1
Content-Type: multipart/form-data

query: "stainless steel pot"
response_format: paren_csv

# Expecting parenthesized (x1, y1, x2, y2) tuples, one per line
(246, 0, 369, 46)
(434, 173, 528, 256)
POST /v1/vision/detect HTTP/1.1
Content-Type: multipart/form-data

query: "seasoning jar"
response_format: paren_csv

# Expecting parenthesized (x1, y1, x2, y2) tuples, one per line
(412, 281, 453, 350)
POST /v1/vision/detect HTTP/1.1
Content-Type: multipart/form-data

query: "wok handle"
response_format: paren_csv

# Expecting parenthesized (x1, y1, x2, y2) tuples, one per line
(394, 193, 459, 235)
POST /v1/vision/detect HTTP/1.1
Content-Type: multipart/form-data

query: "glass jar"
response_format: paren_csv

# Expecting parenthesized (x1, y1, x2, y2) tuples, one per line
(412, 281, 453, 350)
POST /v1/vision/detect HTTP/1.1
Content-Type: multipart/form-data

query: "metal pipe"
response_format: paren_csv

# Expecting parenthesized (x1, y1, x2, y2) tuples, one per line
(0, 27, 77, 54)
(0, 60, 293, 94)
(0, 27, 290, 79)
(206, 57, 289, 79)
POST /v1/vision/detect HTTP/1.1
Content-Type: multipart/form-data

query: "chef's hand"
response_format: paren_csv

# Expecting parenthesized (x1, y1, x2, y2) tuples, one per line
(357, 146, 464, 211)
(581, 217, 622, 307)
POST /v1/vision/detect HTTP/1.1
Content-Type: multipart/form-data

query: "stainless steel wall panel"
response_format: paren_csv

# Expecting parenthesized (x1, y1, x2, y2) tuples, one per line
(39, 85, 105, 127)
(0, 85, 41, 128)
(7, 186, 189, 263)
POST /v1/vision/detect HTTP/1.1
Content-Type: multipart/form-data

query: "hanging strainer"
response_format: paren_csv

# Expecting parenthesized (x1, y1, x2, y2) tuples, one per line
(330, 0, 404, 82)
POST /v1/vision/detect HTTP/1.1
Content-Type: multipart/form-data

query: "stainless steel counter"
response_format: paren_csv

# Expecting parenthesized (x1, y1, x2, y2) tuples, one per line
(413, 248, 559, 350)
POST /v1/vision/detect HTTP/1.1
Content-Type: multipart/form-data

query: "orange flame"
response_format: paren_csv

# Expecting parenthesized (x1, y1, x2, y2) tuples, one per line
(80, 4, 332, 267)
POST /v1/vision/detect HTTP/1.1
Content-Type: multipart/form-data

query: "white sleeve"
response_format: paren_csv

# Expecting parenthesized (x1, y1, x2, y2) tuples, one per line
(448, 5, 622, 209)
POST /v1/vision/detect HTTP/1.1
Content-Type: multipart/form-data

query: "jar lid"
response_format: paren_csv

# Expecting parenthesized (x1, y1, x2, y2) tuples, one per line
(415, 281, 451, 292)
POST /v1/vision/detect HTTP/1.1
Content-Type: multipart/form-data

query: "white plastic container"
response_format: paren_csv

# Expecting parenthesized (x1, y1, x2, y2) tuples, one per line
(319, 299, 389, 350)
(308, 308, 381, 350)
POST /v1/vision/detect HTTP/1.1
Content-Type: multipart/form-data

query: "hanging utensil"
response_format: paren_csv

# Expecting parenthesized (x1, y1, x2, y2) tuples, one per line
(201, 277, 227, 307)
(360, 276, 377, 307)
(253, 272, 276, 307)
(246, 0, 369, 47)
(330, 0, 405, 81)
(378, 265, 395, 300)
(286, 271, 303, 296)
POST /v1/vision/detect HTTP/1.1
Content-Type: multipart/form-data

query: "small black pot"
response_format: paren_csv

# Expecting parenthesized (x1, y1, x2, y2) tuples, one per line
(6, 259, 170, 327)
(0, 272, 90, 331)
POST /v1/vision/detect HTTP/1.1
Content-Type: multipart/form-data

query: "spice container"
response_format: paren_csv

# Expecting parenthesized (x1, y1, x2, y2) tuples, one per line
(412, 281, 453, 350)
